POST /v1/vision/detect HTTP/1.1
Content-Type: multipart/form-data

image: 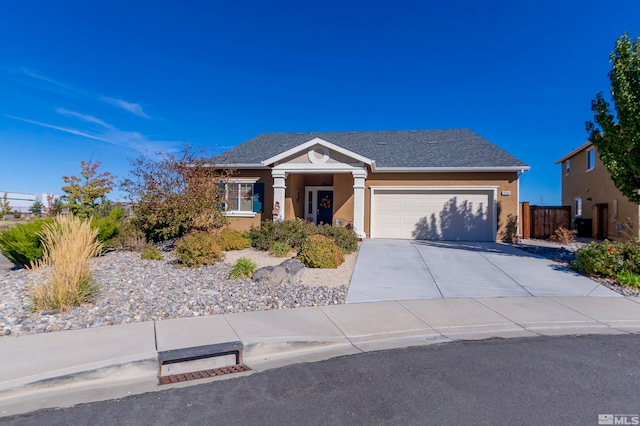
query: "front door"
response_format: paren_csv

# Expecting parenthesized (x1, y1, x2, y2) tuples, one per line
(592, 203, 609, 240)
(316, 190, 333, 225)
(305, 187, 334, 225)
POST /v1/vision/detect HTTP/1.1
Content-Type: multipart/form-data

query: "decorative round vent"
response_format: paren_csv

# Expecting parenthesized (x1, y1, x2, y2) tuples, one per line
(308, 146, 329, 164)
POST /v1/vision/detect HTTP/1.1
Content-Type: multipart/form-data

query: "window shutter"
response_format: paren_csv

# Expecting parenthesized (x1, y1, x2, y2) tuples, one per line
(252, 183, 264, 213)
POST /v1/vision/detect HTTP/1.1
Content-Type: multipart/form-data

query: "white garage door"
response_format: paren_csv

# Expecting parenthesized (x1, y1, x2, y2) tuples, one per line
(372, 190, 494, 241)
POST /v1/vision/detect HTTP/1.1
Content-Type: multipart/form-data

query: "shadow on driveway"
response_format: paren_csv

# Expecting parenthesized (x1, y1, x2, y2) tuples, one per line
(346, 240, 619, 303)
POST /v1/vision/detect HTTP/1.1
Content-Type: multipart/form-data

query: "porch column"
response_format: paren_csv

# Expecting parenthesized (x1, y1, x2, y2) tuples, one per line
(352, 169, 367, 239)
(272, 170, 287, 222)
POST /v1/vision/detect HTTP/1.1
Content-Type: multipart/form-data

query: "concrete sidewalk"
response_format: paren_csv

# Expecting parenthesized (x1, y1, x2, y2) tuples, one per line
(1, 296, 640, 417)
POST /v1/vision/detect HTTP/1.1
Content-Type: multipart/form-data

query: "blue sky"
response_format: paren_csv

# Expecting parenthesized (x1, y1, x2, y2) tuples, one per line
(1, 1, 639, 204)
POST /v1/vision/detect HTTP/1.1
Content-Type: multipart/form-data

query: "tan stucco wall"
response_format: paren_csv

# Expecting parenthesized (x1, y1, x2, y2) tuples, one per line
(560, 146, 639, 240)
(364, 172, 520, 241)
(333, 173, 354, 223)
(227, 169, 521, 241)
(286, 174, 306, 219)
(226, 169, 273, 233)
(227, 215, 262, 232)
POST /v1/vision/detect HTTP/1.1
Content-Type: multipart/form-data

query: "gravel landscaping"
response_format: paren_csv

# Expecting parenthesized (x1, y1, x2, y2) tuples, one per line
(0, 249, 350, 338)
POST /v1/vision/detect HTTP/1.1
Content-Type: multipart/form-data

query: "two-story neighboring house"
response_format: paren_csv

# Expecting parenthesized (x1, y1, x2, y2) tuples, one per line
(555, 142, 640, 240)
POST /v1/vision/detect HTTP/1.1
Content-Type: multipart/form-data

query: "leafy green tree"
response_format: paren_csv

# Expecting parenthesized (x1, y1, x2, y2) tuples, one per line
(29, 200, 43, 216)
(61, 161, 115, 218)
(1, 193, 12, 217)
(586, 32, 640, 203)
(120, 145, 231, 241)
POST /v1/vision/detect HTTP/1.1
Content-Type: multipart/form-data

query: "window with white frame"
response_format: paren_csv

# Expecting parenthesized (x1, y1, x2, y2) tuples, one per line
(574, 198, 582, 217)
(220, 180, 263, 214)
(565, 160, 570, 175)
(586, 148, 595, 171)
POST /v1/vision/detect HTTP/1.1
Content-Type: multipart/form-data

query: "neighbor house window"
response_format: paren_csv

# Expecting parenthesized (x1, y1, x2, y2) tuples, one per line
(586, 148, 595, 171)
(566, 160, 570, 175)
(574, 198, 583, 217)
(220, 180, 264, 215)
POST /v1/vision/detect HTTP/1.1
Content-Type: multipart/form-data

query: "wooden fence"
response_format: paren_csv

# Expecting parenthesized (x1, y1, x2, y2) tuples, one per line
(520, 202, 571, 240)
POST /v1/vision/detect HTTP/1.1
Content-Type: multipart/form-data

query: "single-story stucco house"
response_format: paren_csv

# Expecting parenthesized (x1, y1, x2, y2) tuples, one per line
(215, 129, 530, 242)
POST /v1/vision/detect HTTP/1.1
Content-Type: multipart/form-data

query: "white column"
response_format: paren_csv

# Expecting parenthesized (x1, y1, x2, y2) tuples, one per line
(352, 169, 367, 239)
(272, 170, 287, 222)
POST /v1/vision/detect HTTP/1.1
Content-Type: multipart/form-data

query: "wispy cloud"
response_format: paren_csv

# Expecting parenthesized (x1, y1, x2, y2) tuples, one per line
(4, 113, 179, 154)
(4, 114, 114, 144)
(5, 68, 151, 119)
(102, 97, 150, 118)
(56, 108, 115, 129)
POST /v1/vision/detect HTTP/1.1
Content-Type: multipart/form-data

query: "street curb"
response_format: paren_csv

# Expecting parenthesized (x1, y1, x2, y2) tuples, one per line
(1, 297, 640, 418)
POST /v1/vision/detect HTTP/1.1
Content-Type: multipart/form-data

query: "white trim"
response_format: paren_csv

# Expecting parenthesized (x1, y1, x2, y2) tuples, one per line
(261, 137, 374, 166)
(222, 180, 259, 215)
(223, 211, 257, 218)
(272, 163, 364, 172)
(555, 141, 593, 164)
(369, 185, 499, 191)
(371, 166, 530, 172)
(369, 186, 499, 241)
(209, 163, 268, 169)
(222, 177, 259, 184)
(516, 173, 521, 241)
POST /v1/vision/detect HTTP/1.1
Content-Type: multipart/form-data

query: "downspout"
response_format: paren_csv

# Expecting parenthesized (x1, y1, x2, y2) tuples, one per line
(517, 170, 524, 243)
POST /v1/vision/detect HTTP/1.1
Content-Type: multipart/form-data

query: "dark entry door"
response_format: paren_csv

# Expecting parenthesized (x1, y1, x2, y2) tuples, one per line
(592, 203, 608, 240)
(316, 190, 333, 225)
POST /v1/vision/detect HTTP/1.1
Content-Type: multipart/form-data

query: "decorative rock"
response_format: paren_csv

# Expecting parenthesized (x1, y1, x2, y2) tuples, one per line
(252, 259, 305, 286)
(0, 250, 347, 337)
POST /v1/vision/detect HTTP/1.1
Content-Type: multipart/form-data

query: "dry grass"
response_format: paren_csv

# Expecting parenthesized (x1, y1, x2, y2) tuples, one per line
(616, 217, 638, 242)
(549, 226, 577, 245)
(30, 215, 103, 311)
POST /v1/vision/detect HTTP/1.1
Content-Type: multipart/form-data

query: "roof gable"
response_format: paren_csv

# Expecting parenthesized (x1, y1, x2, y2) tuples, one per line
(261, 137, 374, 166)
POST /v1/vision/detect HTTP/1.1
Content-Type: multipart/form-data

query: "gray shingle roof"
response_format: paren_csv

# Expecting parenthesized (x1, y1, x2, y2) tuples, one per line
(217, 129, 528, 168)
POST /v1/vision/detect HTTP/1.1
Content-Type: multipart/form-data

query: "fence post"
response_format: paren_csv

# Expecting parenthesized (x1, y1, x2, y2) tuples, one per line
(520, 202, 530, 239)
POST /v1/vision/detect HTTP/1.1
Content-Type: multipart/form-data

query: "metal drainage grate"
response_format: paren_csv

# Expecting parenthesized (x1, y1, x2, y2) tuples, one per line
(159, 364, 251, 385)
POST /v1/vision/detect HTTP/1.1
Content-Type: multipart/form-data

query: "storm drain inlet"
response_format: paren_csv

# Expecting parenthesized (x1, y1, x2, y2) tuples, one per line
(159, 364, 251, 385)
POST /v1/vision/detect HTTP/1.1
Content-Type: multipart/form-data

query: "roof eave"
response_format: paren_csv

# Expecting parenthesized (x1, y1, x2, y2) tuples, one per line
(554, 141, 593, 164)
(207, 163, 268, 169)
(372, 166, 531, 172)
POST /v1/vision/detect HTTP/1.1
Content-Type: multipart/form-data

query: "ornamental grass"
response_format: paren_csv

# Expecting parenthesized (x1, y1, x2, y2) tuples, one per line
(30, 215, 102, 311)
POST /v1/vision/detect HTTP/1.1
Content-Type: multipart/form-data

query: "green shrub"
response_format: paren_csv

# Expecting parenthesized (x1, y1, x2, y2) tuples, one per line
(229, 257, 257, 280)
(318, 225, 358, 254)
(572, 241, 640, 277)
(175, 231, 223, 267)
(90, 216, 120, 246)
(0, 218, 52, 265)
(141, 245, 163, 260)
(217, 228, 251, 251)
(297, 234, 344, 269)
(269, 241, 292, 257)
(616, 271, 640, 288)
(113, 220, 146, 252)
(248, 219, 357, 253)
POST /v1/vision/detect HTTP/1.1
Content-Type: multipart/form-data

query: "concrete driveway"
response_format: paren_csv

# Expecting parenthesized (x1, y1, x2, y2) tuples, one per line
(346, 240, 620, 303)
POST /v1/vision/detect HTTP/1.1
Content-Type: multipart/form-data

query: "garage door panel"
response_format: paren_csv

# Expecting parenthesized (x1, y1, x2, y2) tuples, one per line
(373, 190, 493, 241)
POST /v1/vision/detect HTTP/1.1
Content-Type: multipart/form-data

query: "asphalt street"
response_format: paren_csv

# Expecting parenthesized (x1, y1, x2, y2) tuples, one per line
(3, 334, 640, 426)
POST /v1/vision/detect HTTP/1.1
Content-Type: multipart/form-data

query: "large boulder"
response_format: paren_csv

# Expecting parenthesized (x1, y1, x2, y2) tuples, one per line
(252, 258, 305, 286)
